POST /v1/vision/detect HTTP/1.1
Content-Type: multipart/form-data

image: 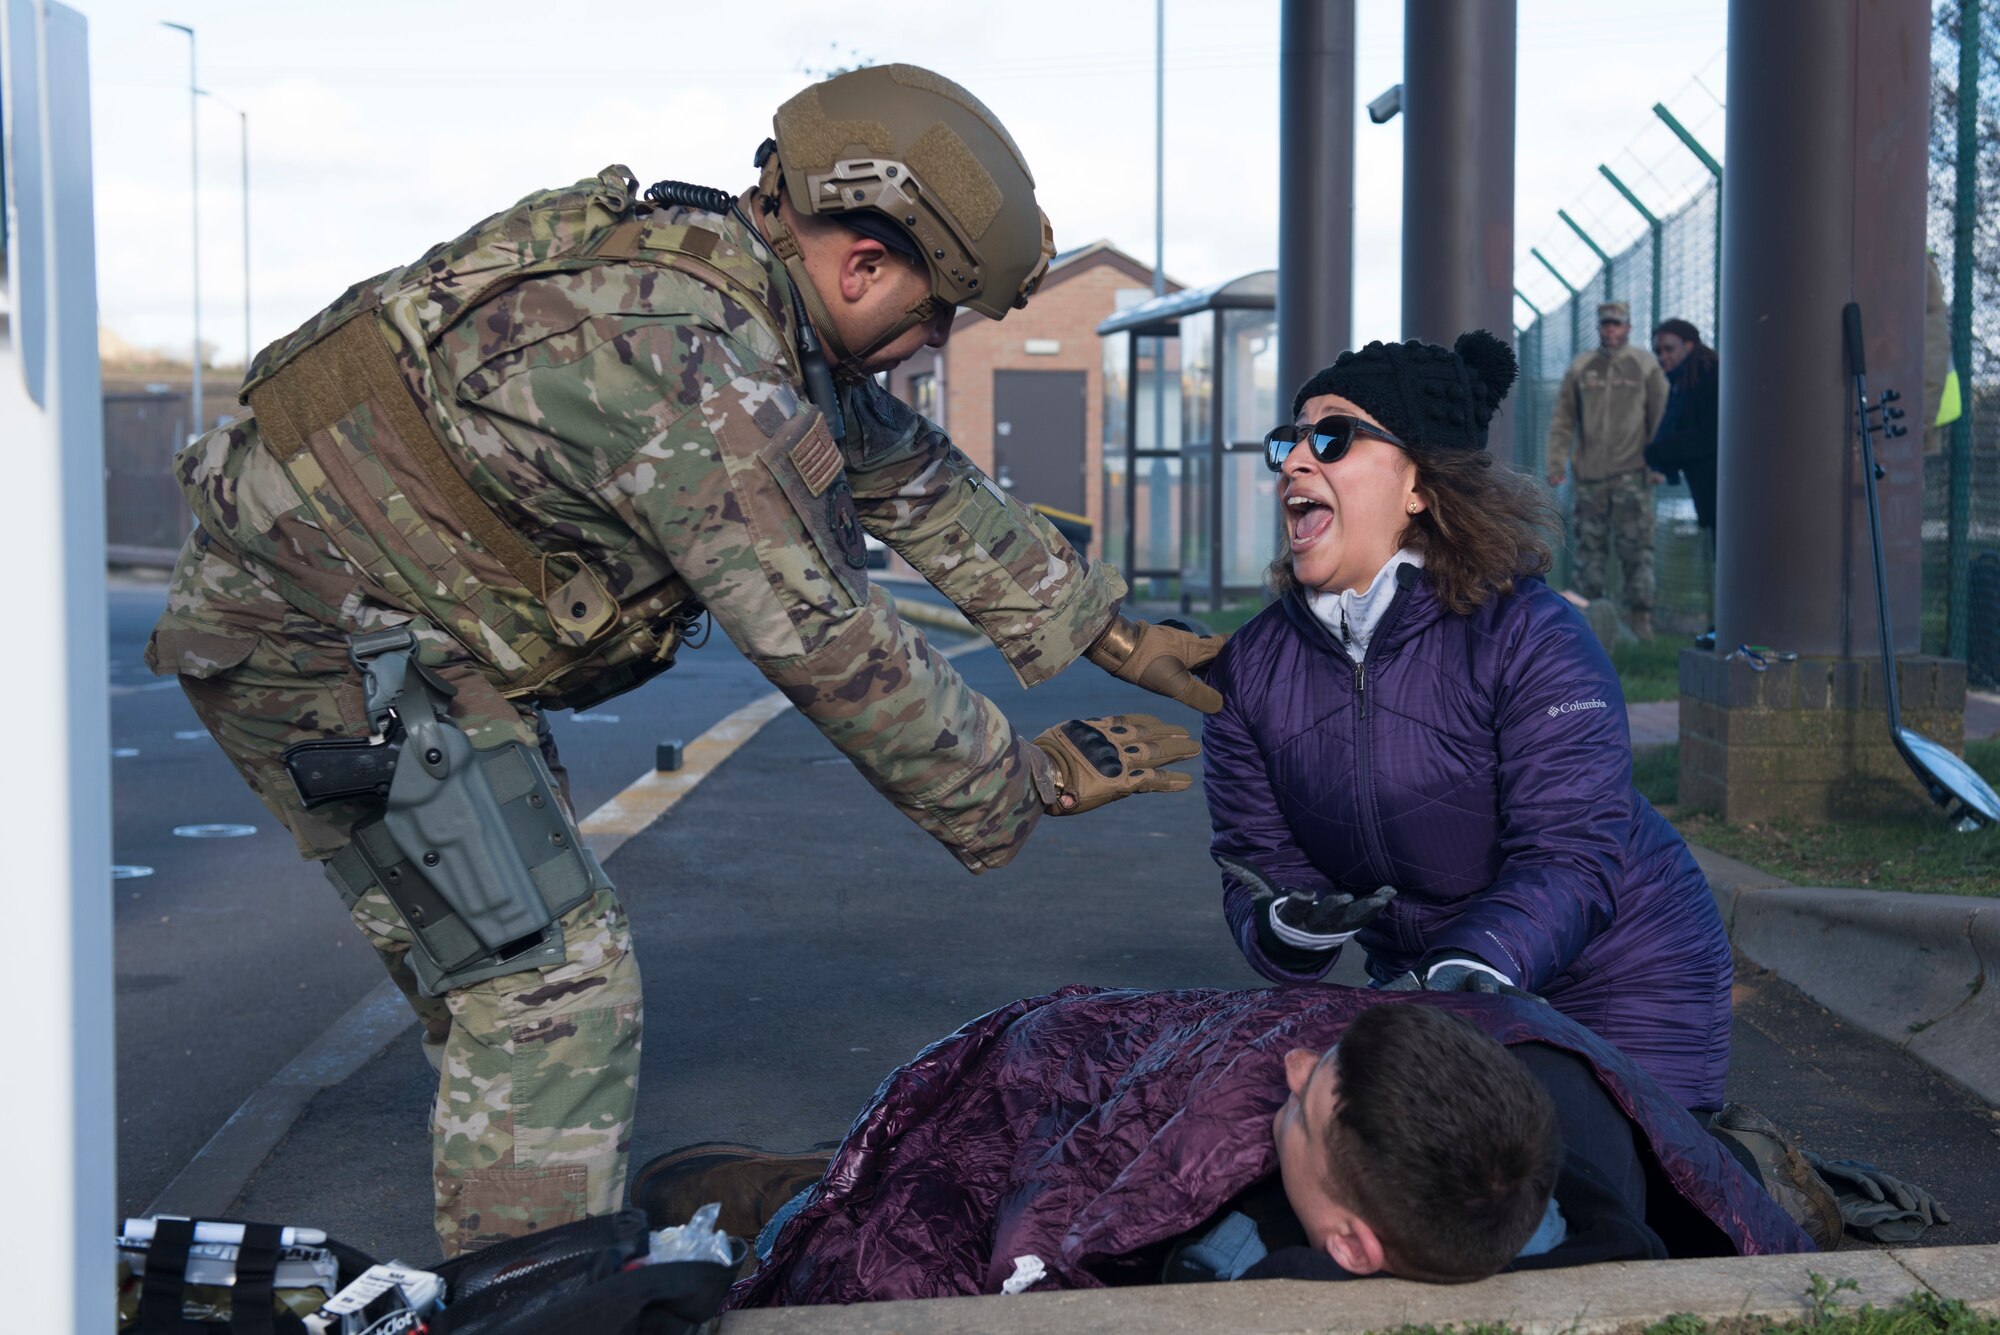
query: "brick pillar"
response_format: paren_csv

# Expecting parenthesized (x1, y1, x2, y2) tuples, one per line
(1679, 651, 1968, 821)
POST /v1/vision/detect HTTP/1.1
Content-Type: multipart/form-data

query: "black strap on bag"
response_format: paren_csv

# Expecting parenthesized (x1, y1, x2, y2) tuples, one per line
(131, 1218, 355, 1335)
(133, 1217, 200, 1333)
(133, 1217, 288, 1334)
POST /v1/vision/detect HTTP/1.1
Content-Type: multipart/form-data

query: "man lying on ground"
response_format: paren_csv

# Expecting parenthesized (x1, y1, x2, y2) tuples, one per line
(631, 986, 1816, 1307)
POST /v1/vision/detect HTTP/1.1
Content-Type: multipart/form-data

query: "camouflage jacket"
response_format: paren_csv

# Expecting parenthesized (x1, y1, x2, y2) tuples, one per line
(149, 165, 1125, 870)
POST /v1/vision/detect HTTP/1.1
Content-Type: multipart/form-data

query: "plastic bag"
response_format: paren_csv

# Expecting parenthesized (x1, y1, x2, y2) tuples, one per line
(647, 1202, 737, 1267)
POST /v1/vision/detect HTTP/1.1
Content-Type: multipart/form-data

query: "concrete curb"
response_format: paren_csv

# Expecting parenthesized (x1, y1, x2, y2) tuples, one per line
(1691, 845, 1999, 1105)
(715, 1243, 2000, 1334)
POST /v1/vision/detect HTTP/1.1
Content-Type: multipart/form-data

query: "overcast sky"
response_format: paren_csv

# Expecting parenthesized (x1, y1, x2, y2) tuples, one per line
(79, 0, 1730, 368)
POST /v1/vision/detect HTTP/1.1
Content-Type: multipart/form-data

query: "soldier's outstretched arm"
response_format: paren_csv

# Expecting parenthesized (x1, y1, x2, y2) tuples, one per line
(471, 320, 1067, 869)
(835, 379, 1125, 687)
(837, 380, 1225, 713)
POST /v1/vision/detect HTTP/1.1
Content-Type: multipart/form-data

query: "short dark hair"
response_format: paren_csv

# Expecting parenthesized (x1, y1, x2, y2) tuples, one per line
(1323, 1003, 1559, 1283)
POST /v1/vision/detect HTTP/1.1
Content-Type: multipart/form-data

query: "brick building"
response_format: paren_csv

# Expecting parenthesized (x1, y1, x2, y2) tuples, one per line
(885, 240, 1175, 560)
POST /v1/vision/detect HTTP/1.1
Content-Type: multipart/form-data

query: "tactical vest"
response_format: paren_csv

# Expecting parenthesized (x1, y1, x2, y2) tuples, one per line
(236, 166, 797, 712)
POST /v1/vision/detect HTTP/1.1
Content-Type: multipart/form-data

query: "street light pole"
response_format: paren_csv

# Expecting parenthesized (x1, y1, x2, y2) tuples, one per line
(199, 88, 250, 368)
(163, 21, 201, 440)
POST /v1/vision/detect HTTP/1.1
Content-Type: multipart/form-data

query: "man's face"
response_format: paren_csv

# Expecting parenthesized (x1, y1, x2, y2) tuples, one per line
(1599, 317, 1630, 350)
(805, 226, 957, 373)
(1271, 1045, 1374, 1265)
(850, 261, 957, 373)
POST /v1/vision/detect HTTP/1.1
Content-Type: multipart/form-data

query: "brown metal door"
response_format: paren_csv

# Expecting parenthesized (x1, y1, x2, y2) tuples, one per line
(992, 369, 1086, 514)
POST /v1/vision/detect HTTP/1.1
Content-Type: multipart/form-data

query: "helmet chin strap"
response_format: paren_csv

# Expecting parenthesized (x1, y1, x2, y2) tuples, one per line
(757, 171, 939, 384)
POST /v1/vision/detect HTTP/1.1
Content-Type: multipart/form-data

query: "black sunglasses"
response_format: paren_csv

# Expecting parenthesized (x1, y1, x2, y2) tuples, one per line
(1263, 414, 1407, 472)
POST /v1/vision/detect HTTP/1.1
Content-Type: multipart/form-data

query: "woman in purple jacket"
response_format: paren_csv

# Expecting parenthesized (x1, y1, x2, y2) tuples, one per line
(1205, 330, 1733, 1112)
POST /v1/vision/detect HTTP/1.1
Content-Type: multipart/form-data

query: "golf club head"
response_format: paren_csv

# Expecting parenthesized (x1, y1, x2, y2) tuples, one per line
(1895, 728, 2000, 830)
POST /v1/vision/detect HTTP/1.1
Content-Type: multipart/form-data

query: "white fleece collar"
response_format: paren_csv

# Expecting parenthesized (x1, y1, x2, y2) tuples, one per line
(1307, 549, 1425, 658)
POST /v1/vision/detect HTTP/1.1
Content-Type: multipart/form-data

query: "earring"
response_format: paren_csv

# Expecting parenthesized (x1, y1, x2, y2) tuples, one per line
(1407, 503, 1419, 514)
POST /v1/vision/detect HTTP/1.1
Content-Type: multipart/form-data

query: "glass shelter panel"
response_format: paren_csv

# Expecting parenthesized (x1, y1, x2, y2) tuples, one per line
(1135, 336, 1183, 455)
(1182, 445, 1213, 599)
(1134, 454, 1182, 579)
(1179, 313, 1215, 446)
(1222, 307, 1280, 444)
(1101, 332, 1128, 566)
(1222, 450, 1280, 588)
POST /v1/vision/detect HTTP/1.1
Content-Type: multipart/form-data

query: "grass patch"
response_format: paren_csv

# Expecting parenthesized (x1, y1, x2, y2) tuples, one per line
(1369, 1289, 1998, 1335)
(1612, 636, 1688, 703)
(1632, 743, 1680, 807)
(1661, 738, 2000, 896)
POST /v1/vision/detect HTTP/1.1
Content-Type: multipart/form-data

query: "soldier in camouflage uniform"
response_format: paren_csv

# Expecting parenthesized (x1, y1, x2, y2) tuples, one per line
(1545, 301, 1669, 638)
(148, 65, 1222, 1255)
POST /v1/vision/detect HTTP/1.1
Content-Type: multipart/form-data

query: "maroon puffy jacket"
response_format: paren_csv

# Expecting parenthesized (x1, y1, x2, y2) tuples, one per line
(732, 985, 1808, 1307)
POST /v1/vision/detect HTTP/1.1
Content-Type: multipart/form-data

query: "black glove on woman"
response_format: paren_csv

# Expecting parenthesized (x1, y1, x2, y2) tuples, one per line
(1214, 853, 1395, 972)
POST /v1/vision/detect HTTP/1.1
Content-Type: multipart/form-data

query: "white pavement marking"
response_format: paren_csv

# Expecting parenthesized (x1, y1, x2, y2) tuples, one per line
(579, 693, 794, 863)
(153, 629, 996, 1218)
(109, 679, 183, 697)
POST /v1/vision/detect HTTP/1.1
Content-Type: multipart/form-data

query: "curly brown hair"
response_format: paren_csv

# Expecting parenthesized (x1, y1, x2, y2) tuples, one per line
(1269, 450, 1559, 615)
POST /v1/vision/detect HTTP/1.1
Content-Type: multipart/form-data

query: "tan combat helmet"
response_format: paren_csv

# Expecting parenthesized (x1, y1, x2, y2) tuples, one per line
(758, 64, 1055, 368)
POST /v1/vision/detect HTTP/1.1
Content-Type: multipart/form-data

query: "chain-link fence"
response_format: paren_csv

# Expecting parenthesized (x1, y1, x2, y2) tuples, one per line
(1513, 13, 2000, 672)
(1511, 65, 1726, 637)
(1927, 0, 1999, 686)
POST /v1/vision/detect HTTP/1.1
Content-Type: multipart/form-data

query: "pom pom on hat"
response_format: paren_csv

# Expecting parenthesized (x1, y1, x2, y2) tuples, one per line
(1453, 329, 1518, 427)
(1290, 329, 1518, 454)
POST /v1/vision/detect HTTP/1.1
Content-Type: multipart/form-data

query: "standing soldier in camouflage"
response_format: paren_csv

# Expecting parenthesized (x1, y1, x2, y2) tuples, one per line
(1545, 300, 1670, 639)
(147, 64, 1222, 1256)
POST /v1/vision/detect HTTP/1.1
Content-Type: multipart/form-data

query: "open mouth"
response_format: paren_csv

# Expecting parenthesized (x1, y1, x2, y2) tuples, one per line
(1286, 493, 1334, 549)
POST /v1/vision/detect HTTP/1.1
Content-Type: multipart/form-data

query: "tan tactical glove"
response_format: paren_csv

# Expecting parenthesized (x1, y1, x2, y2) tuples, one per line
(1032, 715, 1200, 816)
(1087, 616, 1227, 714)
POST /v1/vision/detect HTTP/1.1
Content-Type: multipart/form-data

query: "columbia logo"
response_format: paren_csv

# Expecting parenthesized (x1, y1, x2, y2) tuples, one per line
(1547, 698, 1609, 718)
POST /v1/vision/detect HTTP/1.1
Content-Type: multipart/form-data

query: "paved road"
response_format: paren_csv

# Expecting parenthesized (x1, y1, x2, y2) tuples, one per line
(109, 581, 771, 1216)
(225, 634, 2000, 1266)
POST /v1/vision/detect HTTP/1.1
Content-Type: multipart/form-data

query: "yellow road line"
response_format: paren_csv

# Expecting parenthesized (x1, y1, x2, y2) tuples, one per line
(579, 633, 990, 862)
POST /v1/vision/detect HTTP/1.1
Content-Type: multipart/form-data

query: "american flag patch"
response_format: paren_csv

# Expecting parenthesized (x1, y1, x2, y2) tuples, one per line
(789, 424, 843, 498)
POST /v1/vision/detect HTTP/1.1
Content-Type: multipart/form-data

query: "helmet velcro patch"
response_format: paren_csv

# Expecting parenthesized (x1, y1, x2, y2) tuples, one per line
(886, 63, 1031, 180)
(774, 84, 898, 171)
(906, 124, 1002, 242)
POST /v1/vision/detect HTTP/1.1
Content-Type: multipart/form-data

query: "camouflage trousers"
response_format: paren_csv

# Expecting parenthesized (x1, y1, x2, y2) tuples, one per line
(1571, 468, 1656, 616)
(157, 580, 642, 1258)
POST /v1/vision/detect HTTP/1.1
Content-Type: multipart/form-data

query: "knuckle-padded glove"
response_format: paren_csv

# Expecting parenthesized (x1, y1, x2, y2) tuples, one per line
(1033, 714, 1199, 816)
(1087, 615, 1228, 714)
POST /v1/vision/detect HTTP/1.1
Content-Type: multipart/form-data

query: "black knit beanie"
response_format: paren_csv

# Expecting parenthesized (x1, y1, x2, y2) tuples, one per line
(1290, 330, 1518, 453)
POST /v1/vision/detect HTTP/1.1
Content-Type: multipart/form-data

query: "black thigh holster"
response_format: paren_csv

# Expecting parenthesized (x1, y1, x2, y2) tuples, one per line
(318, 626, 608, 997)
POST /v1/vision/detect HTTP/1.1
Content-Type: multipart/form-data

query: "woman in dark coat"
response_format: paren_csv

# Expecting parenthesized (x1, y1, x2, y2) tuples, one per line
(1645, 318, 1721, 532)
(1204, 331, 1733, 1112)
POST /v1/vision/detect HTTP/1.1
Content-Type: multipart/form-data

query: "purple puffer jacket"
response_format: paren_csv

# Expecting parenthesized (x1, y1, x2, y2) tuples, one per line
(1205, 571, 1732, 1109)
(731, 986, 1808, 1308)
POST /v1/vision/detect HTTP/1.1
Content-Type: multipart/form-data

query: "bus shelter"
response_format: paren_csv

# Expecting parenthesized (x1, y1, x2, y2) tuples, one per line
(1097, 271, 1279, 612)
